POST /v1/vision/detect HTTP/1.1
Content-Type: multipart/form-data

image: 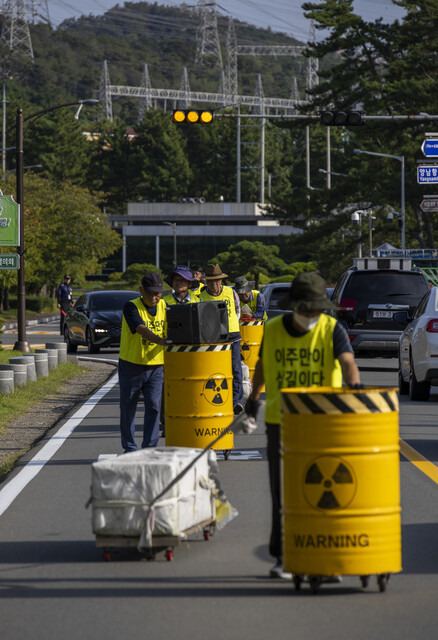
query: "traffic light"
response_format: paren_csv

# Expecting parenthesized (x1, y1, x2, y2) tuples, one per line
(172, 109, 213, 124)
(320, 110, 364, 126)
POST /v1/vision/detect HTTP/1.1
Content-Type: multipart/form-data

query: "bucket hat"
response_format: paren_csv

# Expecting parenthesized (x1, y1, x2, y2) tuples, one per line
(141, 272, 163, 293)
(280, 272, 335, 312)
(165, 265, 198, 287)
(234, 276, 254, 294)
(204, 263, 229, 280)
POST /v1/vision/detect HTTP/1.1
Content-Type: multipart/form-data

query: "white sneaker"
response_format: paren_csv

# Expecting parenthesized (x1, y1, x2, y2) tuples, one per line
(269, 559, 292, 580)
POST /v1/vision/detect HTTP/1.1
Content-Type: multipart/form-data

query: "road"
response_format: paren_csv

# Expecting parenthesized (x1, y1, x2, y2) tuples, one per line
(0, 321, 437, 639)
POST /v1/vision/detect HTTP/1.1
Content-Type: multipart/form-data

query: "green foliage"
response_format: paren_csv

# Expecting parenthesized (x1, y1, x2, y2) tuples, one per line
(211, 240, 288, 283)
(122, 263, 163, 288)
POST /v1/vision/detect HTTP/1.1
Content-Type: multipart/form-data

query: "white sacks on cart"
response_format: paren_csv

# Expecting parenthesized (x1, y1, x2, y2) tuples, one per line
(90, 447, 217, 548)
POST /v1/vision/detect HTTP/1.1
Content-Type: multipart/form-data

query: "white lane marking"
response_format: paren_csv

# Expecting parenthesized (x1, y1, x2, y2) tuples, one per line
(0, 372, 119, 518)
(98, 454, 118, 461)
(215, 449, 264, 460)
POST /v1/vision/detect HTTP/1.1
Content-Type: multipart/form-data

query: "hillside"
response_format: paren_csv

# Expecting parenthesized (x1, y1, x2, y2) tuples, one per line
(0, 1, 308, 123)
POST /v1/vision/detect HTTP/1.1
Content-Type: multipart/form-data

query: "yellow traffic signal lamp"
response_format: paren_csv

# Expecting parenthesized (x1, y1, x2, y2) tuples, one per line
(172, 109, 214, 124)
(320, 110, 364, 126)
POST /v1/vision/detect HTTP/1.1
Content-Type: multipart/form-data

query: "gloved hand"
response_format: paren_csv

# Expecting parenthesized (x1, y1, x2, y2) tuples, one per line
(350, 383, 365, 390)
(245, 396, 261, 418)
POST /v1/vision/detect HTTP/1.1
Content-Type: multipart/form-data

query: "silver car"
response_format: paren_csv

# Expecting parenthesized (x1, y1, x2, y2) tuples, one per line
(398, 286, 438, 401)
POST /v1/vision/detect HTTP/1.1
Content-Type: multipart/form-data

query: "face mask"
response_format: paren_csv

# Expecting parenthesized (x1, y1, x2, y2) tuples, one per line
(293, 312, 320, 332)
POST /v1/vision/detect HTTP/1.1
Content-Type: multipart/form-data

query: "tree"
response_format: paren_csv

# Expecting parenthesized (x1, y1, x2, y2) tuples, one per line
(211, 240, 288, 286)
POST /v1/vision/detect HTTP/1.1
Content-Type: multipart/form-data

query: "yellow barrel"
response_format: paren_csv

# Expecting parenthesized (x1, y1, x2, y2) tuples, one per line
(281, 386, 401, 577)
(164, 343, 234, 450)
(239, 319, 264, 381)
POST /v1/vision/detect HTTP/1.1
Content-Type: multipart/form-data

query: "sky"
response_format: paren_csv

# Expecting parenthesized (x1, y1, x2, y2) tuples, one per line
(47, 0, 406, 42)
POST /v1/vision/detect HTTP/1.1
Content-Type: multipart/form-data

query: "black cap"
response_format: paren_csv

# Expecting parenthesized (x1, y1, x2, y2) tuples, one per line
(141, 272, 163, 293)
(64, 275, 71, 279)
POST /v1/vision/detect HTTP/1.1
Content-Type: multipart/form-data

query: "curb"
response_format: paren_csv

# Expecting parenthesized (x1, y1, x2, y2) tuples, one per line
(1, 314, 59, 332)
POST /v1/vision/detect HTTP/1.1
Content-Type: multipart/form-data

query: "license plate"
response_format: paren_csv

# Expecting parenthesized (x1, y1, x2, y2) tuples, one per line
(373, 310, 393, 319)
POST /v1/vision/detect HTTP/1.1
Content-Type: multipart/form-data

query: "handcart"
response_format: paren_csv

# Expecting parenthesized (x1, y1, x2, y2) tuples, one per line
(96, 518, 216, 562)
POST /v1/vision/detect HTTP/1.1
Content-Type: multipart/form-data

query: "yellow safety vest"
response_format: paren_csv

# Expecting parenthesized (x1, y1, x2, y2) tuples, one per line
(119, 297, 167, 366)
(191, 282, 204, 296)
(164, 292, 200, 305)
(247, 290, 268, 321)
(199, 285, 240, 333)
(263, 313, 342, 424)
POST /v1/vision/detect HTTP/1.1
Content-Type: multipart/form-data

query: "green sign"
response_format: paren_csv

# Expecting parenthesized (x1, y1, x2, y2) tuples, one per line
(0, 253, 19, 269)
(0, 195, 20, 247)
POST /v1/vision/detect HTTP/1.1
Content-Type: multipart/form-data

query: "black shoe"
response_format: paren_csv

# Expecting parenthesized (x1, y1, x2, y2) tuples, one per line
(233, 403, 244, 415)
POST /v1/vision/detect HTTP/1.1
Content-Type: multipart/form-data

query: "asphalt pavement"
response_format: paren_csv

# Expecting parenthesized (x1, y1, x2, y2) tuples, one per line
(0, 323, 437, 639)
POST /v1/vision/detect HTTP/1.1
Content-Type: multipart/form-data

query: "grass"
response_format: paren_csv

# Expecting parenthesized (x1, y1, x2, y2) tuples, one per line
(0, 361, 89, 435)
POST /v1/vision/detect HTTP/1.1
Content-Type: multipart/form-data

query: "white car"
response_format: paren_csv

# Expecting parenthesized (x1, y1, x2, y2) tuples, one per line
(398, 286, 438, 401)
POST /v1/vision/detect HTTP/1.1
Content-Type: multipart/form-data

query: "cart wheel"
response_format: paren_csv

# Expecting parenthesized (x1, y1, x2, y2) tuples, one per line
(377, 573, 390, 592)
(360, 575, 370, 588)
(223, 450, 231, 460)
(143, 550, 156, 561)
(166, 549, 173, 562)
(203, 529, 210, 541)
(103, 549, 111, 562)
(293, 574, 303, 592)
(309, 575, 321, 594)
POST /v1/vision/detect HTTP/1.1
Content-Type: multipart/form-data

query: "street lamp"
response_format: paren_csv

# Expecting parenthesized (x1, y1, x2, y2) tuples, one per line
(162, 221, 177, 269)
(353, 148, 405, 250)
(9, 99, 99, 351)
(351, 209, 375, 258)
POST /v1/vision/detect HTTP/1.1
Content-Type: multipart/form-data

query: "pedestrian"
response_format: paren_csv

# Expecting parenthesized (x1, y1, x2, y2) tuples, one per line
(118, 272, 171, 453)
(164, 265, 200, 305)
(57, 274, 73, 335)
(245, 272, 361, 579)
(234, 276, 267, 320)
(199, 263, 244, 414)
(190, 264, 205, 296)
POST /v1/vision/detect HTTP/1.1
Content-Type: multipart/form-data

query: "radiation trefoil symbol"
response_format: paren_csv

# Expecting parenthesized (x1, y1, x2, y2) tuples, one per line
(303, 456, 356, 511)
(203, 374, 229, 405)
(241, 341, 251, 363)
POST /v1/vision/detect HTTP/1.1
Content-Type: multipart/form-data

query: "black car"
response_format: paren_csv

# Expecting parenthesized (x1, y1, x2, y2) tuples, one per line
(331, 258, 430, 356)
(64, 290, 139, 353)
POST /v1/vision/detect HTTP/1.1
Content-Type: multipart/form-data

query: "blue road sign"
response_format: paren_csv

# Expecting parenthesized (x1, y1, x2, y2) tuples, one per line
(418, 165, 438, 184)
(421, 139, 438, 157)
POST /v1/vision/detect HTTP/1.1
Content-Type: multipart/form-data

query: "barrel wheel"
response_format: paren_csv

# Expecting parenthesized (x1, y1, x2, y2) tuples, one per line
(293, 574, 303, 592)
(377, 573, 390, 592)
(223, 450, 231, 460)
(165, 549, 173, 562)
(309, 576, 321, 594)
(360, 575, 370, 588)
(203, 529, 210, 541)
(103, 549, 111, 562)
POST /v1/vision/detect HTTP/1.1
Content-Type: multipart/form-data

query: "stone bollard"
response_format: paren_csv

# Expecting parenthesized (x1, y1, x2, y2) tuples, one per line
(35, 348, 58, 371)
(0, 367, 14, 394)
(45, 342, 68, 365)
(0, 362, 26, 387)
(9, 355, 37, 383)
(33, 351, 49, 377)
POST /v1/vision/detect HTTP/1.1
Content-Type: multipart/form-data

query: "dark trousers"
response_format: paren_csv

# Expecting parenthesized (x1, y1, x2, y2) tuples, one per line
(59, 300, 71, 334)
(230, 334, 243, 406)
(266, 422, 282, 559)
(118, 359, 163, 452)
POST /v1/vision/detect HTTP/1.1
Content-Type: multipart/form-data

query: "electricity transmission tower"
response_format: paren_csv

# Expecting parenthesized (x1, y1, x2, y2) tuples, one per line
(195, 0, 223, 70)
(1, 0, 50, 60)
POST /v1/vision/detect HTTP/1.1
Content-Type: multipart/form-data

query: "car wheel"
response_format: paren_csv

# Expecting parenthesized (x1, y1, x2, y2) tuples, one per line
(86, 328, 100, 354)
(398, 367, 409, 395)
(409, 361, 430, 401)
(64, 326, 77, 353)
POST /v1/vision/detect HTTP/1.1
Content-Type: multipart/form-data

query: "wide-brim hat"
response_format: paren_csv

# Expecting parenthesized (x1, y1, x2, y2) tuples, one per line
(234, 276, 254, 294)
(165, 265, 198, 287)
(279, 272, 335, 312)
(204, 263, 228, 280)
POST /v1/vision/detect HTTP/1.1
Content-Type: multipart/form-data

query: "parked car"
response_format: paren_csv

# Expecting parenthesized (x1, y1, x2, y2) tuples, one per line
(262, 282, 335, 319)
(398, 286, 438, 400)
(64, 290, 138, 353)
(331, 258, 430, 356)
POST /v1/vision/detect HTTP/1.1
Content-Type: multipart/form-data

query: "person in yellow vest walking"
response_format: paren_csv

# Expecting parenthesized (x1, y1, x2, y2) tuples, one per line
(245, 272, 361, 579)
(164, 265, 200, 305)
(199, 263, 244, 413)
(190, 264, 205, 296)
(119, 272, 171, 453)
(234, 276, 268, 320)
